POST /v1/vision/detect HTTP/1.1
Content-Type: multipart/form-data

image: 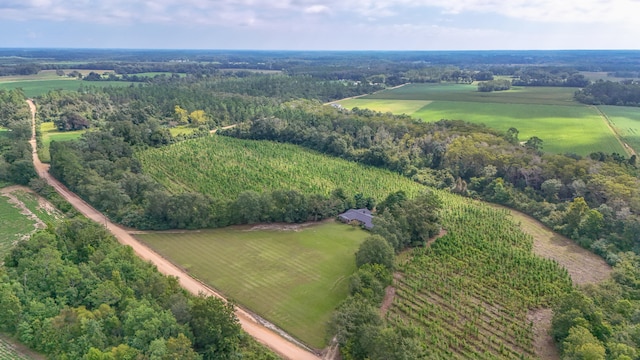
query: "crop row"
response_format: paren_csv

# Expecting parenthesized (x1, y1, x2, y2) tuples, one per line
(385, 191, 572, 358)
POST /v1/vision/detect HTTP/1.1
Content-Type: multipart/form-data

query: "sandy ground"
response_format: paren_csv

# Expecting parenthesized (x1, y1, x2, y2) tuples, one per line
(503, 205, 612, 360)
(26, 100, 321, 360)
(323, 83, 409, 105)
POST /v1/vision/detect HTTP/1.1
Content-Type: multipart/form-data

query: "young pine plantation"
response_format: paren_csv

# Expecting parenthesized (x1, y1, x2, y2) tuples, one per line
(136, 135, 425, 200)
(387, 191, 572, 359)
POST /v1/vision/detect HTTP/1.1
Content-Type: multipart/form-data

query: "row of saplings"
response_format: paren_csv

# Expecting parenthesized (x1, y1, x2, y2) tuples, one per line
(329, 191, 441, 360)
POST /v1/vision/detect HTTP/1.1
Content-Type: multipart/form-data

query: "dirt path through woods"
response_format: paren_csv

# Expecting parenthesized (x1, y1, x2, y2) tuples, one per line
(26, 100, 321, 360)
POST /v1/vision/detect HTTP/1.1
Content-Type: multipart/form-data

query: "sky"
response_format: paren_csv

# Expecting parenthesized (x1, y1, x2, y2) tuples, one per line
(0, 0, 639, 50)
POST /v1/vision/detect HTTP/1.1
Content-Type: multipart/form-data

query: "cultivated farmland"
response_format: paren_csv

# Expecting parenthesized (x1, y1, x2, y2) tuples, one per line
(137, 135, 425, 200)
(387, 190, 572, 359)
(599, 105, 640, 154)
(339, 83, 625, 155)
(137, 221, 368, 348)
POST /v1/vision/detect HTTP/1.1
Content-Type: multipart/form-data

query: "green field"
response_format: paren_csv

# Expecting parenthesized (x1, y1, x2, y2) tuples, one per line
(339, 83, 625, 155)
(599, 105, 640, 154)
(0, 191, 37, 259)
(38, 122, 85, 163)
(168, 125, 198, 136)
(137, 221, 367, 348)
(137, 135, 425, 200)
(0, 70, 133, 97)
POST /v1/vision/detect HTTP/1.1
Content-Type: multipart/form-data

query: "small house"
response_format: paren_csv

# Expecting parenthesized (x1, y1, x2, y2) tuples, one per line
(338, 208, 374, 229)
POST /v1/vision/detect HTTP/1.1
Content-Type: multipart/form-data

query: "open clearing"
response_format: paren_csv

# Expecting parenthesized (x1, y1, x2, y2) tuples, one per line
(0, 187, 41, 258)
(339, 83, 624, 155)
(38, 122, 85, 163)
(500, 205, 612, 285)
(599, 105, 640, 154)
(136, 221, 367, 349)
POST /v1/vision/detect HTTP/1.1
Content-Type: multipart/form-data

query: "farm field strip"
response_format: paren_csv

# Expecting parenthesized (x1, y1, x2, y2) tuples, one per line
(137, 135, 425, 200)
(0, 79, 133, 97)
(360, 83, 578, 106)
(338, 99, 432, 114)
(137, 221, 367, 348)
(598, 105, 640, 155)
(386, 191, 572, 359)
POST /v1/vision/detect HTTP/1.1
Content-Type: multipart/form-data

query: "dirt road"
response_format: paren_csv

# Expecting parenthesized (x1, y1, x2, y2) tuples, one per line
(26, 100, 321, 360)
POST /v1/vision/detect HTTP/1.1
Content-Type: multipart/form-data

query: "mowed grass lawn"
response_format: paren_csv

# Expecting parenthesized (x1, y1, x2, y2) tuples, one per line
(38, 122, 85, 163)
(0, 191, 37, 258)
(599, 105, 640, 154)
(339, 83, 624, 155)
(137, 221, 368, 348)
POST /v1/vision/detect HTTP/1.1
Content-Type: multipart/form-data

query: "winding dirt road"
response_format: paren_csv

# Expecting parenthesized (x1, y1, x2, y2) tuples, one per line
(26, 100, 321, 360)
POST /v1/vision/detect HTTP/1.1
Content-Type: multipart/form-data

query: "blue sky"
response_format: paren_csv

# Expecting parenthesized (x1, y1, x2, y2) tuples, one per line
(0, 0, 638, 50)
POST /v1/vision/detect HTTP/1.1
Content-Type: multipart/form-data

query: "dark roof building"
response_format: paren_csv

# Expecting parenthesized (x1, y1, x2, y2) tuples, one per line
(338, 208, 374, 229)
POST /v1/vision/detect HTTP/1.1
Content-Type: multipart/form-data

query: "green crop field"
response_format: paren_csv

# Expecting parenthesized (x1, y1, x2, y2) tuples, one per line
(362, 83, 577, 106)
(387, 190, 572, 359)
(338, 99, 432, 115)
(137, 221, 368, 348)
(0, 336, 33, 360)
(412, 101, 624, 155)
(0, 191, 37, 259)
(38, 122, 85, 163)
(599, 105, 640, 154)
(0, 73, 133, 97)
(137, 135, 425, 200)
(339, 83, 624, 155)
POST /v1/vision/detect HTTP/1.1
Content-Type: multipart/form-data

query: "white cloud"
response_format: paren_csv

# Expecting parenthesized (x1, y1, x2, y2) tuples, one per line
(2, 0, 639, 26)
(304, 4, 330, 14)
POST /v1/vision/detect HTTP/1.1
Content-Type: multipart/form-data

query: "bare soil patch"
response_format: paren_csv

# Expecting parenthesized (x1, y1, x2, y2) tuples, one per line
(527, 308, 560, 360)
(504, 207, 611, 285)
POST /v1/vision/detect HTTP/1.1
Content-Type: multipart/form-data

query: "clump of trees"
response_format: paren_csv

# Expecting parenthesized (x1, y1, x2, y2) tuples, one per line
(329, 191, 441, 360)
(552, 252, 640, 360)
(477, 79, 511, 92)
(0, 89, 37, 186)
(575, 80, 640, 106)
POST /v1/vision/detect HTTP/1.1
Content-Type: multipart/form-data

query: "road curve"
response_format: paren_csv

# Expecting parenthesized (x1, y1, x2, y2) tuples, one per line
(26, 100, 321, 360)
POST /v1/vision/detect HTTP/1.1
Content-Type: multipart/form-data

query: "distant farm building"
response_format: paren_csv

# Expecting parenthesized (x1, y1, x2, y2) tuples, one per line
(338, 209, 374, 229)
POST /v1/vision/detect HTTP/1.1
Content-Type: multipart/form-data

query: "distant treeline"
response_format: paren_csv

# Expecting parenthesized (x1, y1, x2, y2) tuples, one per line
(575, 80, 640, 106)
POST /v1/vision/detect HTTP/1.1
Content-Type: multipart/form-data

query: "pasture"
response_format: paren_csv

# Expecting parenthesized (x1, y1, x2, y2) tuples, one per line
(387, 190, 572, 359)
(137, 135, 425, 200)
(599, 105, 640, 154)
(136, 221, 368, 348)
(339, 83, 624, 155)
(38, 122, 85, 163)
